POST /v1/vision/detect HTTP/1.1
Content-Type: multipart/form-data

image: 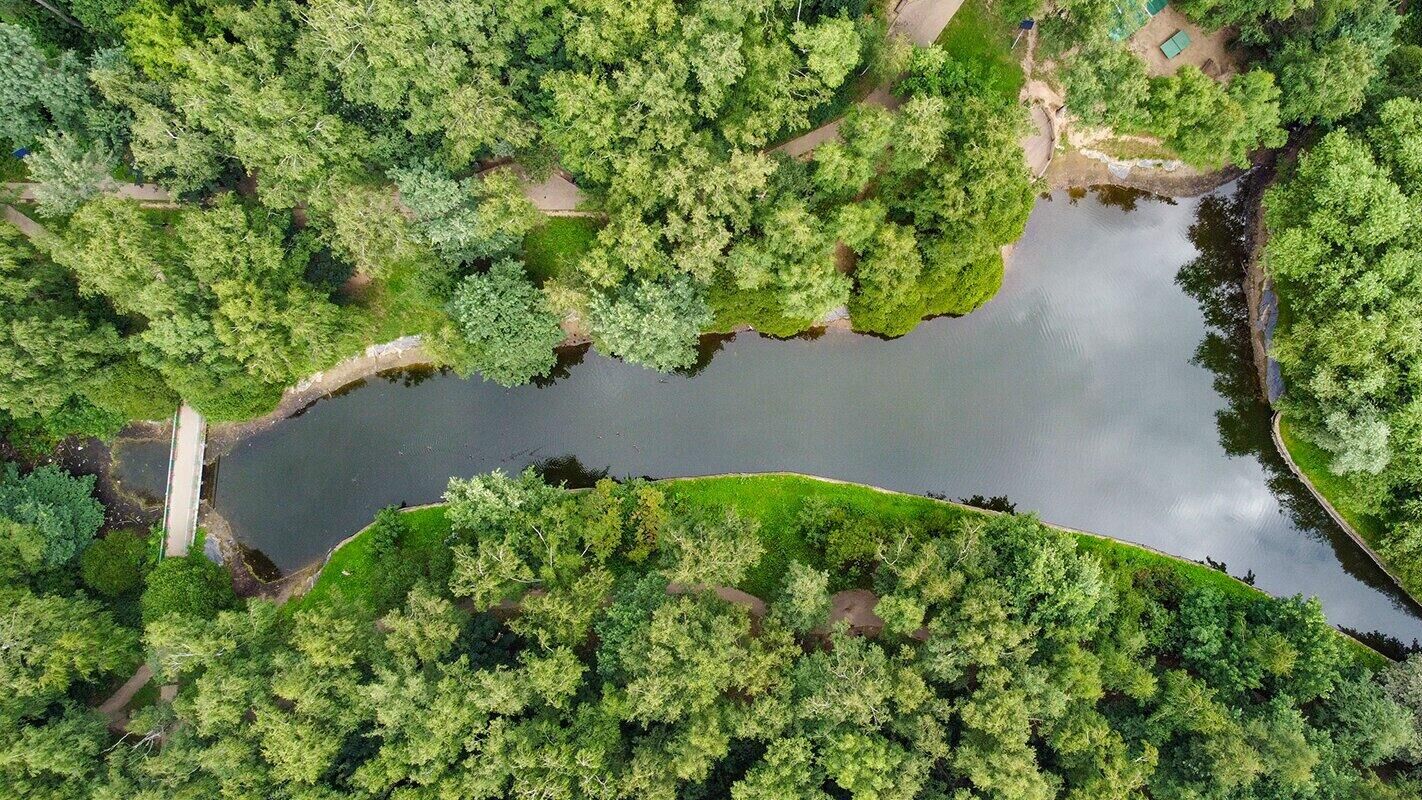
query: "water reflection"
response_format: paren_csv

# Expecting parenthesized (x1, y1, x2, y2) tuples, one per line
(530, 343, 591, 388)
(180, 185, 1422, 639)
(380, 364, 449, 388)
(677, 333, 735, 378)
(109, 437, 169, 506)
(533, 453, 612, 488)
(1174, 183, 1422, 633)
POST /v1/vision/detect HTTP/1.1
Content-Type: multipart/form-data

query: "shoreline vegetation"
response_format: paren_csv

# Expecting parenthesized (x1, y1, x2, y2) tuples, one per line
(1274, 414, 1411, 598)
(9, 462, 1422, 794)
(1255, 69, 1422, 614)
(4, 0, 1288, 454)
(297, 472, 1387, 666)
(204, 170, 1240, 446)
(33, 467, 1420, 798)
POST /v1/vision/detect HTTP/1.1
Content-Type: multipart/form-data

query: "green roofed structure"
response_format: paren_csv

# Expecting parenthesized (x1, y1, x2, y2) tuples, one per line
(1160, 29, 1192, 58)
(1110, 0, 1168, 40)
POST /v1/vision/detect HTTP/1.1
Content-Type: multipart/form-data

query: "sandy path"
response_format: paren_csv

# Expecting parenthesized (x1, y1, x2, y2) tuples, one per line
(3, 180, 175, 205)
(892, 0, 966, 46)
(1022, 104, 1055, 177)
(3, 204, 49, 239)
(98, 664, 152, 725)
(474, 165, 592, 215)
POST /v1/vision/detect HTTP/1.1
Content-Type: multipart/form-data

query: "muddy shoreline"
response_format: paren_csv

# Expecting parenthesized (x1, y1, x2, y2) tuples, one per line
(2, 422, 168, 535)
(1046, 147, 1246, 198)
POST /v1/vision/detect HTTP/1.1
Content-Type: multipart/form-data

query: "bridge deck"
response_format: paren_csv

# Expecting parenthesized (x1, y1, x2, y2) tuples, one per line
(163, 404, 206, 557)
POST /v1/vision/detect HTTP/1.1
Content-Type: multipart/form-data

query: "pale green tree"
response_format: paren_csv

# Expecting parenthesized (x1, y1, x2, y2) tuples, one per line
(587, 276, 711, 372)
(447, 259, 564, 386)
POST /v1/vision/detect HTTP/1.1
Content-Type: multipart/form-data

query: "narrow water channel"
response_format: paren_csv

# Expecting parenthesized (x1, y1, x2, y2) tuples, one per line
(179, 183, 1422, 640)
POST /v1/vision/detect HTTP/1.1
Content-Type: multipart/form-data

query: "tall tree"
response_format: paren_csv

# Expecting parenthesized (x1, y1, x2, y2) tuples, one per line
(446, 259, 564, 386)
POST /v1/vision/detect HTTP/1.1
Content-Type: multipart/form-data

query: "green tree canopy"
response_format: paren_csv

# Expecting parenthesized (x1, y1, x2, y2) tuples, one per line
(0, 462, 104, 567)
(447, 259, 564, 386)
(140, 550, 237, 622)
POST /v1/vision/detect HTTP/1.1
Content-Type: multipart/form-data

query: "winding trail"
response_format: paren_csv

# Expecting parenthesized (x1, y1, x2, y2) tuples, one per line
(98, 664, 153, 730)
(2, 204, 48, 239)
(3, 181, 175, 205)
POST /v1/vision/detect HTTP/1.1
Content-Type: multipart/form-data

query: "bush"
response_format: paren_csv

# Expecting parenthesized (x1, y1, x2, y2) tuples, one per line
(587, 277, 712, 372)
(140, 551, 237, 622)
(85, 359, 179, 422)
(80, 529, 152, 597)
(793, 497, 879, 588)
(447, 259, 564, 386)
(707, 279, 817, 338)
(362, 506, 452, 613)
(0, 462, 105, 567)
(1062, 41, 1151, 130)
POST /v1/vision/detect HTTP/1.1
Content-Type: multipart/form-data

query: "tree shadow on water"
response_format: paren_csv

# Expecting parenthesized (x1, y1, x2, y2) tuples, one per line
(674, 333, 735, 378)
(533, 453, 611, 489)
(1175, 183, 1422, 617)
(530, 342, 592, 388)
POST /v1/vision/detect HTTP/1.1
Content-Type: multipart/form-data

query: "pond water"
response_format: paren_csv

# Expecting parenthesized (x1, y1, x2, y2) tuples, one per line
(190, 184, 1422, 641)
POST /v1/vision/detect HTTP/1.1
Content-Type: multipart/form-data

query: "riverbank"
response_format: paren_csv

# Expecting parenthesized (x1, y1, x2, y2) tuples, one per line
(192, 184, 1422, 641)
(291, 472, 1387, 664)
(1271, 414, 1416, 602)
(204, 163, 1234, 452)
(1045, 147, 1244, 197)
(1240, 135, 1313, 403)
(207, 336, 433, 448)
(301, 473, 1265, 603)
(1237, 136, 1422, 611)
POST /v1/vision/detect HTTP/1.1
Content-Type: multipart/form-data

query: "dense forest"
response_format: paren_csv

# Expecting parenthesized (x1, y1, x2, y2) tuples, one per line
(7, 468, 1422, 799)
(0, 0, 1039, 451)
(6, 0, 1422, 795)
(5, 0, 1377, 449)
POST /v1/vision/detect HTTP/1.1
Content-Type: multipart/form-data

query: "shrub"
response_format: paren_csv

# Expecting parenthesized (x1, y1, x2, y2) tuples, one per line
(447, 259, 564, 386)
(0, 462, 105, 567)
(587, 277, 712, 372)
(140, 551, 237, 622)
(80, 529, 152, 597)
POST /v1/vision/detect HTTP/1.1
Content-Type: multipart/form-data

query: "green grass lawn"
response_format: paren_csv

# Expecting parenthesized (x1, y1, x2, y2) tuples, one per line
(349, 260, 448, 342)
(1277, 417, 1390, 547)
(936, 0, 1026, 102)
(298, 505, 450, 609)
(522, 217, 601, 285)
(111, 161, 143, 184)
(662, 474, 975, 597)
(662, 474, 1264, 603)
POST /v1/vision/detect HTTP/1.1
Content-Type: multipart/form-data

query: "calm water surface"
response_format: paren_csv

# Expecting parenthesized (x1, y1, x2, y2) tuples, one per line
(198, 185, 1422, 640)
